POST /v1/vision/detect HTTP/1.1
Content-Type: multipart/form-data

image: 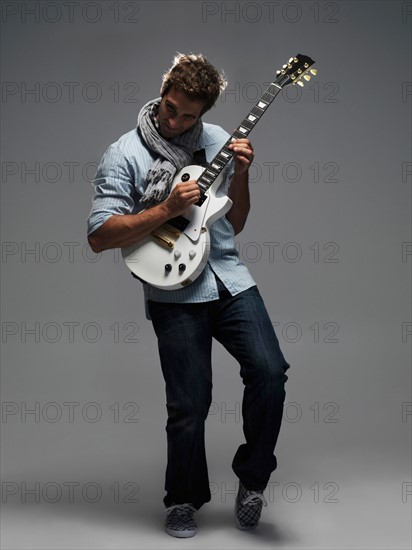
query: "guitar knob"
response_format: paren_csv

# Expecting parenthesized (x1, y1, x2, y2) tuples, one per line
(165, 264, 172, 272)
(178, 263, 186, 272)
(174, 250, 182, 259)
(189, 250, 196, 259)
(181, 173, 190, 182)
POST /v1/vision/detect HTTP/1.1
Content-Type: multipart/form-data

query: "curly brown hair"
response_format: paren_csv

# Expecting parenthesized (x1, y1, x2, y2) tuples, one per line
(160, 53, 227, 114)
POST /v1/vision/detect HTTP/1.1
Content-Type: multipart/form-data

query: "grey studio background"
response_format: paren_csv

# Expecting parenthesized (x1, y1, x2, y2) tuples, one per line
(1, 1, 411, 549)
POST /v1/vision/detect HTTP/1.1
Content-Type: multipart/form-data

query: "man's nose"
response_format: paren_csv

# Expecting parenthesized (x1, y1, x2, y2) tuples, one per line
(168, 117, 180, 130)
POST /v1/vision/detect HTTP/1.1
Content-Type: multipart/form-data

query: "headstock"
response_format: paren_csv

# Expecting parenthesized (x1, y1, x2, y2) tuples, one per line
(275, 54, 317, 88)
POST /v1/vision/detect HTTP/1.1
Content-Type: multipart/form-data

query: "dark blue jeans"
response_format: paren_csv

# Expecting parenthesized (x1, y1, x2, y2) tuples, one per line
(148, 283, 290, 510)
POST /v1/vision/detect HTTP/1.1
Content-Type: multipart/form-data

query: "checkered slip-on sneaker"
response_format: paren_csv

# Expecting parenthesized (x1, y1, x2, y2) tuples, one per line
(165, 503, 197, 538)
(235, 482, 268, 530)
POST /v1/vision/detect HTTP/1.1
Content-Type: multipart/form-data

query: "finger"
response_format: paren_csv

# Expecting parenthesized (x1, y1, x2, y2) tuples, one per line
(182, 186, 201, 198)
(174, 181, 199, 195)
(229, 139, 253, 149)
(184, 181, 199, 191)
(185, 186, 201, 198)
(234, 148, 254, 162)
(234, 146, 253, 156)
(231, 143, 253, 154)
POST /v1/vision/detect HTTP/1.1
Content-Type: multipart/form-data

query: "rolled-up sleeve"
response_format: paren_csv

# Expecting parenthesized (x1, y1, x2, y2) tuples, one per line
(87, 143, 139, 236)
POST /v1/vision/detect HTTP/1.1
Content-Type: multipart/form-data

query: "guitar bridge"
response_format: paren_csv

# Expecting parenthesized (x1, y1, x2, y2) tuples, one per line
(151, 224, 181, 249)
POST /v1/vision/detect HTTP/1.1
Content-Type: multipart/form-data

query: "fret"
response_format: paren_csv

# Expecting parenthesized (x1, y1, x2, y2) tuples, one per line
(261, 94, 273, 103)
(204, 168, 219, 179)
(220, 149, 232, 159)
(262, 92, 276, 104)
(263, 88, 275, 97)
(267, 84, 278, 96)
(214, 155, 226, 170)
(212, 158, 226, 169)
(263, 86, 276, 97)
(233, 130, 246, 139)
(199, 175, 212, 185)
(250, 106, 263, 118)
(239, 119, 254, 130)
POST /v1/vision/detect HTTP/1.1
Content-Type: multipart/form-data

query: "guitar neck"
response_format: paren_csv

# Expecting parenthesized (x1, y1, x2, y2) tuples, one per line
(197, 81, 282, 193)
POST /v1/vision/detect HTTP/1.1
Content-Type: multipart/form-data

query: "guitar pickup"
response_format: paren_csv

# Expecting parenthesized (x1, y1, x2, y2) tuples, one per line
(168, 216, 190, 232)
(195, 192, 207, 207)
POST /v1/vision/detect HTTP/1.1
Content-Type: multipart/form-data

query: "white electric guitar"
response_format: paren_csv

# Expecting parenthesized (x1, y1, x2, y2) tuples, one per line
(122, 54, 317, 290)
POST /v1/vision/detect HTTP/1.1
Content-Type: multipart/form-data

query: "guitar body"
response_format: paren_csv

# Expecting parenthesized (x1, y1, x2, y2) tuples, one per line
(121, 165, 233, 290)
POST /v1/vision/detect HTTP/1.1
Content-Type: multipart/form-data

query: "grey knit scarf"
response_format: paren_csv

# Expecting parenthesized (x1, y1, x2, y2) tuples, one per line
(137, 98, 203, 206)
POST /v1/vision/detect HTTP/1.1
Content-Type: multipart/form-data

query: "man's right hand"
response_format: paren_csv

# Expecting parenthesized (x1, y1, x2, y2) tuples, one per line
(163, 180, 201, 217)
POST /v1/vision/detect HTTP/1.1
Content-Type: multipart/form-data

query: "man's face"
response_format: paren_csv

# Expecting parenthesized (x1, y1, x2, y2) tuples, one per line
(157, 87, 206, 139)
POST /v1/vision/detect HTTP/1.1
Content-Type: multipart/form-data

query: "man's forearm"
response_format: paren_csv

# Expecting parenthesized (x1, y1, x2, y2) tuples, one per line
(87, 204, 172, 253)
(226, 171, 251, 235)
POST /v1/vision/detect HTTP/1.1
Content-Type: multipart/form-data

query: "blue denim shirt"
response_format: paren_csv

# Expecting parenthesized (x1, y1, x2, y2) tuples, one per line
(87, 121, 256, 311)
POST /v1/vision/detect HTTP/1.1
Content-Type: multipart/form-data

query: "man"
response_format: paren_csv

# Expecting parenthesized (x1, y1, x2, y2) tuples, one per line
(87, 53, 290, 538)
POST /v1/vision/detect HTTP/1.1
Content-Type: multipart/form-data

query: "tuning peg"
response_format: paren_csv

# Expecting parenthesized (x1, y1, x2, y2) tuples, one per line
(297, 80, 304, 87)
(288, 57, 294, 63)
(282, 64, 288, 69)
(310, 68, 317, 75)
(303, 74, 311, 81)
(276, 70, 281, 74)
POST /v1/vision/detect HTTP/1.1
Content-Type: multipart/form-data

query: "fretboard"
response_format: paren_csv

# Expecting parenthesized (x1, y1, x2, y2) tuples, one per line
(197, 81, 282, 193)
